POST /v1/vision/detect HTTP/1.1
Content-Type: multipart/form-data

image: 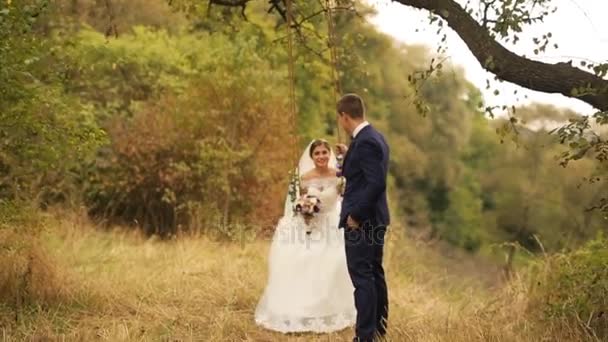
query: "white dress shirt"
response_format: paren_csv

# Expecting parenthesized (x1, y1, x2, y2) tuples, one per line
(352, 121, 370, 139)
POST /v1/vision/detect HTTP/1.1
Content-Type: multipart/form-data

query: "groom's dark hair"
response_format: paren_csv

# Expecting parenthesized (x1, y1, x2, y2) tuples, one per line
(337, 93, 365, 119)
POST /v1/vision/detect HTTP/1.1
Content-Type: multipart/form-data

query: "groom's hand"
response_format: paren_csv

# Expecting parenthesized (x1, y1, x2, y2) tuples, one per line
(346, 215, 360, 229)
(335, 143, 348, 156)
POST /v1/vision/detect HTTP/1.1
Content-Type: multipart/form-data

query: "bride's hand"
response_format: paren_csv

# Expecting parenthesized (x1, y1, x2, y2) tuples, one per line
(335, 143, 348, 156)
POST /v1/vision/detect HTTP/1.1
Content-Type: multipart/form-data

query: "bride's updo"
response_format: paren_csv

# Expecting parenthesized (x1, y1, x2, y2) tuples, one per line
(309, 139, 331, 157)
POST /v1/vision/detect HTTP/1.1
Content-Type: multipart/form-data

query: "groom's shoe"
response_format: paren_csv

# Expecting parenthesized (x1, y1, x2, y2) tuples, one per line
(352, 337, 374, 342)
(353, 333, 387, 342)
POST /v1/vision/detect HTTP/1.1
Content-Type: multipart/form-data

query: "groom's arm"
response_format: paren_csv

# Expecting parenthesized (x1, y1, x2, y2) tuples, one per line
(349, 140, 386, 224)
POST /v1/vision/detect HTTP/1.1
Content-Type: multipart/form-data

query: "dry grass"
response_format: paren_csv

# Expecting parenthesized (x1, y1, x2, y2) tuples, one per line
(0, 230, 70, 312)
(0, 215, 596, 341)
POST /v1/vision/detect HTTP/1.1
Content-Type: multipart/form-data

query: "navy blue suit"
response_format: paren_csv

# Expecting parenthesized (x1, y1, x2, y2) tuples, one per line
(340, 124, 390, 341)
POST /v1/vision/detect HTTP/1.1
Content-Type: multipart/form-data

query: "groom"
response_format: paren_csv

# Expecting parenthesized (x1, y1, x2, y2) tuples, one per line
(336, 94, 390, 342)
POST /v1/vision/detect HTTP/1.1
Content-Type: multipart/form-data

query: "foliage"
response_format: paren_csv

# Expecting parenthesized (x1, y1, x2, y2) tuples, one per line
(2, 0, 607, 249)
(59, 27, 201, 120)
(414, 0, 608, 199)
(435, 172, 484, 251)
(531, 234, 608, 338)
(74, 28, 292, 235)
(0, 0, 105, 203)
(324, 5, 608, 253)
(50, 0, 186, 34)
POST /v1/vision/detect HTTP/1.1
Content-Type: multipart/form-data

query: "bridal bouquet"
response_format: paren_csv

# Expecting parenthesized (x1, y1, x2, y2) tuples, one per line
(294, 194, 322, 234)
(294, 194, 321, 216)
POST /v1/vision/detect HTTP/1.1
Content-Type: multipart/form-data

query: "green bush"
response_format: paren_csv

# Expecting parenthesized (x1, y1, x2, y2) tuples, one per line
(532, 234, 608, 337)
(1, 1, 105, 203)
(71, 29, 294, 235)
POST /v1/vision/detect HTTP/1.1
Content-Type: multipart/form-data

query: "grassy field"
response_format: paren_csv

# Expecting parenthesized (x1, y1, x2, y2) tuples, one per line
(0, 214, 593, 341)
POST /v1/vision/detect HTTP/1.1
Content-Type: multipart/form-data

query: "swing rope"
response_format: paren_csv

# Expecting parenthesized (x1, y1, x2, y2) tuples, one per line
(285, 0, 347, 203)
(285, 0, 299, 167)
(325, 0, 343, 144)
(285, 0, 344, 181)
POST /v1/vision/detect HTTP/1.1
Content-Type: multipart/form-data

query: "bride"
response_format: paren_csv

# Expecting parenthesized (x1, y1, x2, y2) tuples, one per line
(255, 139, 356, 333)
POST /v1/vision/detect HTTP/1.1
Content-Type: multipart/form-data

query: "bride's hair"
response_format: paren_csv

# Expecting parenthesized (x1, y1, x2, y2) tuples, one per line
(309, 139, 331, 158)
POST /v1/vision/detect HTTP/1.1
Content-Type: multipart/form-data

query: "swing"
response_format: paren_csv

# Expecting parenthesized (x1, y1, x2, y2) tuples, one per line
(285, 0, 345, 206)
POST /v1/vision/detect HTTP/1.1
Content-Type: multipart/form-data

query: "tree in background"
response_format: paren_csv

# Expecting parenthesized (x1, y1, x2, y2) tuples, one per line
(0, 0, 104, 206)
(2, 0, 606, 250)
(191, 1, 607, 108)
(192, 0, 608, 210)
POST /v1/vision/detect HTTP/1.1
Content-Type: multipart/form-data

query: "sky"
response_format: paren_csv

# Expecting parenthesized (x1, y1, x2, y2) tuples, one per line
(368, 0, 608, 115)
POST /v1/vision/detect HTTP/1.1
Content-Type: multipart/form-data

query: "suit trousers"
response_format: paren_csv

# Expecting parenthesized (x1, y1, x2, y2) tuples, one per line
(344, 223, 388, 341)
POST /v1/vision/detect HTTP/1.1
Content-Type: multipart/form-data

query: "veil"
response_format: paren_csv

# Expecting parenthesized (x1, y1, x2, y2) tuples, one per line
(282, 140, 338, 217)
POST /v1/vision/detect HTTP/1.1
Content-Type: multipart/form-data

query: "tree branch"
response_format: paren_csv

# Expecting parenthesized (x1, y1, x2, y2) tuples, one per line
(267, 0, 287, 22)
(481, 0, 498, 28)
(395, 0, 608, 111)
(209, 0, 250, 6)
(208, 0, 251, 19)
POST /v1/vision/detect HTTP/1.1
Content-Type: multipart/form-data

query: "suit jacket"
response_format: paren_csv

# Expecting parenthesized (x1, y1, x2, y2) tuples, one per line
(339, 124, 390, 229)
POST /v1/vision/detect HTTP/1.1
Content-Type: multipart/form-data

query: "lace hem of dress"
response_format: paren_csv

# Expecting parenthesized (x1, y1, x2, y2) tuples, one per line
(255, 311, 355, 333)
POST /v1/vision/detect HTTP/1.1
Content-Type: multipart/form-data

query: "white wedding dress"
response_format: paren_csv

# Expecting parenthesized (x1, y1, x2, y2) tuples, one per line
(254, 143, 356, 333)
